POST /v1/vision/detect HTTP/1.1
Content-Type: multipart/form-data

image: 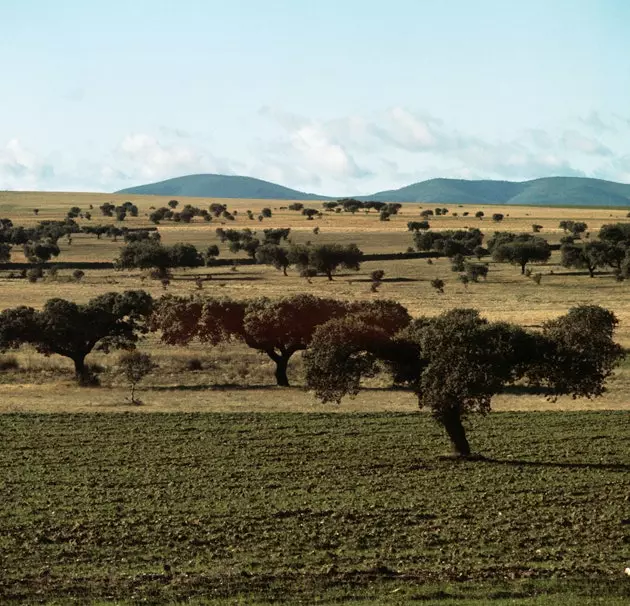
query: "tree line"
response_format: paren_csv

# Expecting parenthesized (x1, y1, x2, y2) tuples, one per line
(0, 290, 623, 456)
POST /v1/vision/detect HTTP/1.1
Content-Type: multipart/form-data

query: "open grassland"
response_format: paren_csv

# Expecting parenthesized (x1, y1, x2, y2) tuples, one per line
(1, 412, 629, 605)
(2, 190, 630, 411)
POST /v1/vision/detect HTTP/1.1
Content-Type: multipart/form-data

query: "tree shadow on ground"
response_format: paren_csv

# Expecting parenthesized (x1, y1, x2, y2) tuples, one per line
(353, 277, 421, 283)
(150, 383, 281, 392)
(173, 275, 263, 282)
(477, 457, 630, 472)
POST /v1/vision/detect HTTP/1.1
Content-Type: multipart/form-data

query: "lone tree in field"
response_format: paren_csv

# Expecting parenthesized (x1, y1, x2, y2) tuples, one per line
(303, 305, 623, 457)
(115, 241, 204, 277)
(151, 294, 409, 387)
(288, 243, 363, 281)
(23, 239, 60, 264)
(0, 290, 153, 385)
(255, 244, 291, 275)
(560, 241, 624, 278)
(489, 233, 551, 274)
(118, 351, 156, 405)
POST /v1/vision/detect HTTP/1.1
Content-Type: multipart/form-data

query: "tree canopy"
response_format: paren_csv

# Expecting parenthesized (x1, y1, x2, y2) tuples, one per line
(304, 305, 623, 457)
(0, 291, 153, 385)
(151, 294, 408, 386)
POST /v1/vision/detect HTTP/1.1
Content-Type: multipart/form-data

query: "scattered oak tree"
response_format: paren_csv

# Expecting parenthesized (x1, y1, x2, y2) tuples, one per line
(560, 241, 624, 278)
(288, 243, 363, 281)
(303, 305, 623, 457)
(0, 290, 153, 385)
(489, 233, 551, 274)
(151, 294, 408, 387)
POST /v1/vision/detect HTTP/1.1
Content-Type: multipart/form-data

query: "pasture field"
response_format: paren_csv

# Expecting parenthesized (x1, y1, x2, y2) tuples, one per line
(1, 412, 629, 604)
(2, 191, 630, 411)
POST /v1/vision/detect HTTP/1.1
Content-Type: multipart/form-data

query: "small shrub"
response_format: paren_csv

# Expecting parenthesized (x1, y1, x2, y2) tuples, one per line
(185, 357, 204, 371)
(532, 273, 542, 285)
(0, 355, 19, 371)
(118, 351, 156, 405)
(27, 268, 43, 283)
(430, 278, 445, 294)
(451, 254, 465, 272)
(72, 269, 85, 282)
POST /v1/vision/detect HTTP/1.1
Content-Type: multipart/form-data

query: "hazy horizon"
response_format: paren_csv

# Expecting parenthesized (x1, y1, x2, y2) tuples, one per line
(1, 0, 629, 194)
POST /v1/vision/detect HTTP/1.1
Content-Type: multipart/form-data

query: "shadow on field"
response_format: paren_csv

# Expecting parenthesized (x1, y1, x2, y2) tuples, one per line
(354, 277, 422, 283)
(174, 275, 263, 282)
(502, 385, 554, 396)
(479, 458, 630, 472)
(151, 383, 281, 391)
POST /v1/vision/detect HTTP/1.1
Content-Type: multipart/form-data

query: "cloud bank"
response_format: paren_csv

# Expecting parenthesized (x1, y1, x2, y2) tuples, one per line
(1, 109, 628, 194)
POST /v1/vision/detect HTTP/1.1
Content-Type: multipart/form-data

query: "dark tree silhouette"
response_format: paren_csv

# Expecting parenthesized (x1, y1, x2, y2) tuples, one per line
(0, 291, 153, 385)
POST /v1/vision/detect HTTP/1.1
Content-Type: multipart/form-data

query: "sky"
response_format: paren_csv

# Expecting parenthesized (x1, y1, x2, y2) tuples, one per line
(1, 0, 629, 194)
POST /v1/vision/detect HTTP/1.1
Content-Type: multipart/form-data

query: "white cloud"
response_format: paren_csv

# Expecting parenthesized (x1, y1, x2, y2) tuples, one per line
(2, 108, 629, 194)
(0, 139, 55, 190)
(560, 130, 612, 156)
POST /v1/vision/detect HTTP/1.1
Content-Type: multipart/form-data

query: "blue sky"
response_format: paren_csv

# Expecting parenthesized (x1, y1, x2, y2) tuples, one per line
(1, 0, 629, 193)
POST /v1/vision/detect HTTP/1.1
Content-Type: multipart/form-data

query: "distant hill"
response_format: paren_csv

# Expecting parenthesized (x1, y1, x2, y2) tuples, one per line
(116, 174, 630, 207)
(360, 177, 630, 206)
(116, 174, 328, 201)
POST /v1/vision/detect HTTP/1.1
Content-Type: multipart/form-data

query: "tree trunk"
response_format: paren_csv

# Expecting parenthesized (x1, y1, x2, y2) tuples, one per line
(588, 265, 595, 278)
(282, 266, 288, 276)
(274, 355, 290, 387)
(72, 355, 90, 386)
(438, 407, 471, 457)
(521, 262, 527, 275)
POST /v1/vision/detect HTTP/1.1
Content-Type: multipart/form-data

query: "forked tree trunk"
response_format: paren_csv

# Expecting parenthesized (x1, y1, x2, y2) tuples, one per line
(438, 407, 471, 457)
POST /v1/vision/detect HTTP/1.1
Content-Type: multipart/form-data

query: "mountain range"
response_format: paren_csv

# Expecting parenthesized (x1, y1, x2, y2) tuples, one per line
(116, 174, 630, 207)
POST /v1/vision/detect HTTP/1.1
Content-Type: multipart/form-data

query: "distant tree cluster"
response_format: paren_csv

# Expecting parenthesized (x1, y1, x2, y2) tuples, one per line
(149, 204, 218, 224)
(322, 199, 402, 216)
(215, 227, 291, 258)
(0, 218, 81, 264)
(413, 228, 483, 257)
(114, 241, 210, 278)
(100, 201, 139, 221)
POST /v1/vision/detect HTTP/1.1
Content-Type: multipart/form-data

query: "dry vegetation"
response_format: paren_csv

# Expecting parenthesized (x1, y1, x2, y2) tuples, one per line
(1, 190, 630, 412)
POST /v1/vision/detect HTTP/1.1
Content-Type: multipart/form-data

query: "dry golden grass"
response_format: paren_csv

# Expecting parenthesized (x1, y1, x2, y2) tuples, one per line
(1, 190, 630, 413)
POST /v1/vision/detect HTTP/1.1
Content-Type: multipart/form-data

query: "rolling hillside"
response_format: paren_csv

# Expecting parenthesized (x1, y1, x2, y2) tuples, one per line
(362, 177, 630, 206)
(116, 174, 630, 206)
(116, 174, 328, 201)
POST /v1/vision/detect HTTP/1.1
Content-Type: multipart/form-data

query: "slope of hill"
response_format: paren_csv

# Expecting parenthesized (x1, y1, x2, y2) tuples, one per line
(116, 174, 329, 201)
(363, 177, 630, 206)
(116, 174, 630, 206)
